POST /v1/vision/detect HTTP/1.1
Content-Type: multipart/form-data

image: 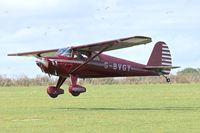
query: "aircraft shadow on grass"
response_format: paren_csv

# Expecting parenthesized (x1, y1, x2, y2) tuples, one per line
(56, 107, 200, 111)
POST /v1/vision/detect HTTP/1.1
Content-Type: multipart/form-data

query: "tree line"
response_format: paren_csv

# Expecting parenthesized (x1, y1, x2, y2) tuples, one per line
(0, 68, 199, 87)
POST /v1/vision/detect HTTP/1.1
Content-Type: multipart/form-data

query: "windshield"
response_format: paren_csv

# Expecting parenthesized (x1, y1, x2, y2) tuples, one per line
(56, 47, 72, 57)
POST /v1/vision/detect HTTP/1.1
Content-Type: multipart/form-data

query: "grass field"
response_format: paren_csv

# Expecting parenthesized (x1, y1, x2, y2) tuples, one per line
(0, 84, 200, 133)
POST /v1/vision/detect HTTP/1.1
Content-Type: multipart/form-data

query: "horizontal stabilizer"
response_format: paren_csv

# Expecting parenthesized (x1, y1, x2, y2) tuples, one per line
(145, 66, 180, 69)
(145, 65, 180, 75)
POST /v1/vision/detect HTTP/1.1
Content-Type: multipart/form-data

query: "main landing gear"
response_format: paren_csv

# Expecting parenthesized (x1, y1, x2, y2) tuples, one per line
(68, 74, 86, 97)
(47, 75, 86, 98)
(47, 76, 66, 98)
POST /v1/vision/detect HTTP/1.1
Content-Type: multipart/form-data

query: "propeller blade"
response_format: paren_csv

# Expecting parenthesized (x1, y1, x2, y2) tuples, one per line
(36, 58, 49, 68)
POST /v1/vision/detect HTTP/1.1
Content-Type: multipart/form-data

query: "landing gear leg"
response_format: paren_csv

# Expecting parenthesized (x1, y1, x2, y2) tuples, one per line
(68, 74, 86, 97)
(162, 75, 170, 83)
(47, 76, 66, 98)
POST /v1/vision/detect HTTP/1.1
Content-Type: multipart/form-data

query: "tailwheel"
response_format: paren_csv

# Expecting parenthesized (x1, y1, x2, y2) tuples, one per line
(166, 78, 170, 83)
(47, 86, 64, 98)
(162, 75, 170, 83)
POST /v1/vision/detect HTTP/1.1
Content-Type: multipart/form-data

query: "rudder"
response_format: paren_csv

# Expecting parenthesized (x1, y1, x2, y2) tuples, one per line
(147, 41, 172, 74)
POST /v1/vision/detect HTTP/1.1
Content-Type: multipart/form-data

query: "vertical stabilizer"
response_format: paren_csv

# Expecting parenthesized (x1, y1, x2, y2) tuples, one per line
(147, 41, 172, 74)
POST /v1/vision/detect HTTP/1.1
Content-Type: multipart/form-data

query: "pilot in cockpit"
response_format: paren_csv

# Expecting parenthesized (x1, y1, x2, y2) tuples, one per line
(76, 51, 91, 60)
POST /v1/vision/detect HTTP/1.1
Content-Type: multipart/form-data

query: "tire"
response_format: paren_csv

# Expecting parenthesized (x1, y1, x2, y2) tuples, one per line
(48, 93, 58, 98)
(47, 86, 58, 98)
(166, 78, 170, 83)
(71, 91, 80, 97)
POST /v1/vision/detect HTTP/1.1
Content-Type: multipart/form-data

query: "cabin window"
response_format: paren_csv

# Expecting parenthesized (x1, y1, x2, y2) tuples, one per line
(74, 51, 91, 60)
(57, 47, 72, 57)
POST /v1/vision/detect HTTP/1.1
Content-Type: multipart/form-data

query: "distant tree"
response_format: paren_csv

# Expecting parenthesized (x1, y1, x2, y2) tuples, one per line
(177, 68, 200, 75)
(176, 68, 200, 83)
(1, 67, 200, 87)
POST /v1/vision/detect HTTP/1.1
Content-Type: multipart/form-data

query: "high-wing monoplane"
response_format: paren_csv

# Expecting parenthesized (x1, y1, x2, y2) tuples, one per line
(8, 36, 179, 98)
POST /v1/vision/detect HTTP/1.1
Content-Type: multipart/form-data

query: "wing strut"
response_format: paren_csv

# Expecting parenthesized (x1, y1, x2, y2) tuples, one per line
(71, 45, 111, 73)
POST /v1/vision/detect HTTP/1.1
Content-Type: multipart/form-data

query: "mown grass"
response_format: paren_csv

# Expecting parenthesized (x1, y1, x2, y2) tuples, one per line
(0, 84, 200, 133)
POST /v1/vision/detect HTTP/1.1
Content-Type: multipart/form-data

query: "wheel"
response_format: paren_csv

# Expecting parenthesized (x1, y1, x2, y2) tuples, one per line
(68, 85, 86, 97)
(166, 78, 170, 83)
(48, 93, 58, 98)
(47, 86, 58, 98)
(47, 86, 64, 98)
(71, 91, 80, 97)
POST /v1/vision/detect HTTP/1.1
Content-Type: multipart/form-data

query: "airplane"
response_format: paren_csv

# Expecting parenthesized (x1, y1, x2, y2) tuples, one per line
(8, 36, 179, 98)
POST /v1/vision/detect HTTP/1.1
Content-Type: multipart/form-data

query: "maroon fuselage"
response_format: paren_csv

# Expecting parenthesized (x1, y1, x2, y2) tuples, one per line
(37, 54, 158, 78)
(8, 36, 176, 98)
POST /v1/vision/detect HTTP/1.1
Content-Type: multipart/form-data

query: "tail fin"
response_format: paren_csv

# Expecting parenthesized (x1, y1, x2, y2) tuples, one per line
(147, 41, 173, 75)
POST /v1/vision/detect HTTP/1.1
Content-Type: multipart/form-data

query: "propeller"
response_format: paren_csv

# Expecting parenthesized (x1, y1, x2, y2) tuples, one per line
(36, 57, 49, 68)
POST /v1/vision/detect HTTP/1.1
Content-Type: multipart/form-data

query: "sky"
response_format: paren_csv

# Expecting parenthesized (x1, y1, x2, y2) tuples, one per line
(0, 0, 199, 77)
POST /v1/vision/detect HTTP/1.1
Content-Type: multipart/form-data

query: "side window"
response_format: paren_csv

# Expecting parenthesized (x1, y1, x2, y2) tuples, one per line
(92, 53, 100, 61)
(74, 51, 91, 60)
